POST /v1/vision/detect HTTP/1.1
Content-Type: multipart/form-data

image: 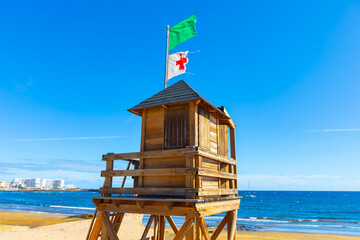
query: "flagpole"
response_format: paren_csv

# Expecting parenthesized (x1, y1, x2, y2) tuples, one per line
(164, 25, 169, 89)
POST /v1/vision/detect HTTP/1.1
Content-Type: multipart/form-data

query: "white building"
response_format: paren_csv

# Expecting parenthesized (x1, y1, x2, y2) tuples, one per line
(10, 178, 68, 189)
(41, 179, 65, 189)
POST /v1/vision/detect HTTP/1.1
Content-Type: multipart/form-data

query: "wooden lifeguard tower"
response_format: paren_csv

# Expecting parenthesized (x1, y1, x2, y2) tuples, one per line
(86, 80, 240, 240)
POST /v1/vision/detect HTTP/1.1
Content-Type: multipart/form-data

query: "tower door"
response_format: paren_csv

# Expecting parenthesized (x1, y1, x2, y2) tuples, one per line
(165, 105, 189, 148)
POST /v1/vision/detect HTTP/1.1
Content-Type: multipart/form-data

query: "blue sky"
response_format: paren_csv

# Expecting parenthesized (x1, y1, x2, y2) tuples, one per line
(1, 1, 360, 190)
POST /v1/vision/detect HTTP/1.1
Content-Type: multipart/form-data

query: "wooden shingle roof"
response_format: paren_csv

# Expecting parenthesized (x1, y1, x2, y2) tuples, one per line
(128, 80, 229, 119)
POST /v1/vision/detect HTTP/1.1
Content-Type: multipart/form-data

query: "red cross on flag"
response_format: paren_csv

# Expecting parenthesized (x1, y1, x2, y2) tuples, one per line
(167, 51, 189, 80)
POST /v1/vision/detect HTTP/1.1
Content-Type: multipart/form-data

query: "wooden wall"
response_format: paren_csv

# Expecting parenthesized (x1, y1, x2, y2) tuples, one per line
(141, 102, 230, 156)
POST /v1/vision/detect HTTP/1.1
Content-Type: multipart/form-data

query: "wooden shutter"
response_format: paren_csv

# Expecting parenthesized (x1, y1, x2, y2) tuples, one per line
(165, 105, 189, 148)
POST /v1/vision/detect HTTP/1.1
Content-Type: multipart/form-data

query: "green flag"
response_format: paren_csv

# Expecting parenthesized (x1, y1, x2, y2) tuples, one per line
(169, 15, 197, 52)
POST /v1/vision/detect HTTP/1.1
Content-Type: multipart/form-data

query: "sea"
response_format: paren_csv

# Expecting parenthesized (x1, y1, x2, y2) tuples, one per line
(0, 191, 359, 236)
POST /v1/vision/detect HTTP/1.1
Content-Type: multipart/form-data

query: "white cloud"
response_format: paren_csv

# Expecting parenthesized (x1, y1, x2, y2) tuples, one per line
(305, 129, 360, 132)
(12, 136, 130, 142)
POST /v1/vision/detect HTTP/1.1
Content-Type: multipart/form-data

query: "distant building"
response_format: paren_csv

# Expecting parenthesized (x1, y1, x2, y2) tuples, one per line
(41, 179, 65, 189)
(10, 178, 69, 189)
(0, 181, 11, 188)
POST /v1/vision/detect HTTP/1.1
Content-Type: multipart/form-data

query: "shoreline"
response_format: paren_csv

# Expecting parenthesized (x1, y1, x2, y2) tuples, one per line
(1, 210, 360, 240)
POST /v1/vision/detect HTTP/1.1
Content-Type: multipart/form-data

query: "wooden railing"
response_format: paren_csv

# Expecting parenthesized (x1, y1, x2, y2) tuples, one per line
(100, 147, 237, 198)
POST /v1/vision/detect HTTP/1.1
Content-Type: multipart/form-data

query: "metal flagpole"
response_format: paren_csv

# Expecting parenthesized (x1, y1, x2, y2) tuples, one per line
(164, 25, 169, 89)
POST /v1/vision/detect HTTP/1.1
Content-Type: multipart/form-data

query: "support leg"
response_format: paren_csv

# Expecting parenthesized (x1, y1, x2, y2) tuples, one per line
(198, 217, 210, 240)
(159, 216, 165, 240)
(173, 218, 194, 240)
(186, 216, 195, 240)
(153, 215, 159, 240)
(141, 215, 154, 240)
(89, 211, 102, 240)
(227, 211, 237, 240)
(211, 213, 229, 240)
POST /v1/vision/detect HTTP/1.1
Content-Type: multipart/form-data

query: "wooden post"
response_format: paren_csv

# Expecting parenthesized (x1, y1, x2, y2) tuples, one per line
(159, 216, 166, 240)
(103, 161, 114, 197)
(227, 210, 237, 240)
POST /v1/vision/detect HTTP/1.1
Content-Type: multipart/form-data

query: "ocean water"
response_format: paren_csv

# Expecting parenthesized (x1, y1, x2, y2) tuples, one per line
(0, 191, 359, 235)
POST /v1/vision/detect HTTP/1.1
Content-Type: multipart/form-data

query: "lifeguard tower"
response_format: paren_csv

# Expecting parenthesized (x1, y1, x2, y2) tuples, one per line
(86, 80, 240, 240)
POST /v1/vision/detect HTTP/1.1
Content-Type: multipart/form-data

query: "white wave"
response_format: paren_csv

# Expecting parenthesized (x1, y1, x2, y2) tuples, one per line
(49, 205, 95, 210)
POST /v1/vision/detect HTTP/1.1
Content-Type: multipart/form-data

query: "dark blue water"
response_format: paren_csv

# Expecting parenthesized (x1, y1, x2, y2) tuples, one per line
(0, 191, 359, 235)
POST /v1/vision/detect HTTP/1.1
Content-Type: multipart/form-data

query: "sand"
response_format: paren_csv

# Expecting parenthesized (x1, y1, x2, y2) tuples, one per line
(0, 210, 359, 240)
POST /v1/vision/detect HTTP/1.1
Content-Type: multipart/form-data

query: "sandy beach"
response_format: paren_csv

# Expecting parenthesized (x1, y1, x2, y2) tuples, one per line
(0, 210, 359, 240)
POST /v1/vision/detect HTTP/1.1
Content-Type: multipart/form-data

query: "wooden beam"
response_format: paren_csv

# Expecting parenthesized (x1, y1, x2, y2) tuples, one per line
(166, 216, 178, 234)
(210, 213, 229, 240)
(173, 218, 194, 240)
(121, 161, 131, 188)
(101, 211, 119, 240)
(141, 215, 154, 240)
(198, 217, 211, 240)
(114, 213, 125, 233)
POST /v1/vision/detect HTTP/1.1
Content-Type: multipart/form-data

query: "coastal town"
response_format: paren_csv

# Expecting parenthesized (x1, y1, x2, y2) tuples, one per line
(0, 178, 77, 191)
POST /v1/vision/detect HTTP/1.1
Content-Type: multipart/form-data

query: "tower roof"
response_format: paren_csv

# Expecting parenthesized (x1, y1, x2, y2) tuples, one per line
(128, 80, 229, 119)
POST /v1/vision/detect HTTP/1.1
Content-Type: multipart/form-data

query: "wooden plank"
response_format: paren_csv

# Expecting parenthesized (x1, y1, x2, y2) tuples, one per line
(210, 213, 229, 240)
(143, 176, 186, 188)
(145, 108, 165, 151)
(101, 211, 119, 240)
(199, 107, 210, 149)
(166, 216, 178, 234)
(173, 218, 194, 240)
(88, 212, 102, 240)
(198, 217, 211, 240)
(141, 215, 154, 240)
(144, 156, 186, 169)
(186, 156, 196, 190)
